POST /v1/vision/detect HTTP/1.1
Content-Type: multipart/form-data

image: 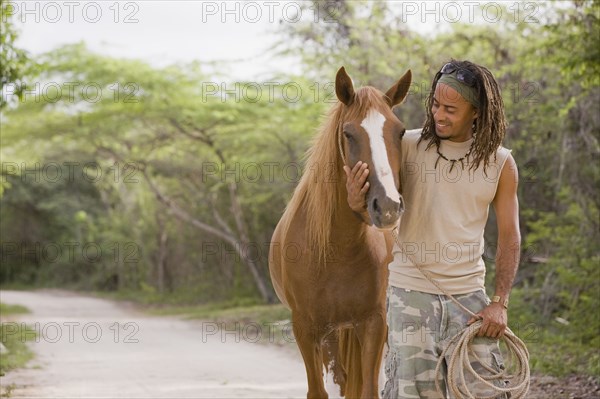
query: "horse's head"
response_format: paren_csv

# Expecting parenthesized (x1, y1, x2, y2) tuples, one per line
(336, 66, 412, 230)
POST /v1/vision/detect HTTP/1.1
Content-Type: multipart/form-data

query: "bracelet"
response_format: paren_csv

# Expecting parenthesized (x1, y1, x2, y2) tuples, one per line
(491, 295, 509, 309)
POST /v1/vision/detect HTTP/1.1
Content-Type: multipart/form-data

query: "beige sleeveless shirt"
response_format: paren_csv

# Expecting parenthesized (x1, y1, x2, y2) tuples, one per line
(388, 129, 512, 294)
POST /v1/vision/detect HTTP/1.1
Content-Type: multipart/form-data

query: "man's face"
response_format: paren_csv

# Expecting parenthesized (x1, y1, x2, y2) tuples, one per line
(431, 82, 478, 142)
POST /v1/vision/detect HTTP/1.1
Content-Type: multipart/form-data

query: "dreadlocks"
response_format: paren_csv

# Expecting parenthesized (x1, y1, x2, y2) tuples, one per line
(420, 59, 507, 172)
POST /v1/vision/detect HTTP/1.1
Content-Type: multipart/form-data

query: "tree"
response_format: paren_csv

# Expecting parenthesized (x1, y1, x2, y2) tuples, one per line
(0, 43, 327, 303)
(0, 0, 31, 108)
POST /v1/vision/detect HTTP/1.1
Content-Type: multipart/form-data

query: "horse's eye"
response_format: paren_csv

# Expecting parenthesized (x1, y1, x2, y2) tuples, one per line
(400, 128, 406, 137)
(343, 131, 353, 140)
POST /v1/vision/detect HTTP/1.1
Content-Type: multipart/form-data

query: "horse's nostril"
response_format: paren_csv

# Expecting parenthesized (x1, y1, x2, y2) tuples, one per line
(372, 198, 380, 213)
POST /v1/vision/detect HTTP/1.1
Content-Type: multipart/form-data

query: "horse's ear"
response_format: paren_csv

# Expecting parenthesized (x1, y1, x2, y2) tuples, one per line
(385, 69, 412, 107)
(335, 66, 355, 105)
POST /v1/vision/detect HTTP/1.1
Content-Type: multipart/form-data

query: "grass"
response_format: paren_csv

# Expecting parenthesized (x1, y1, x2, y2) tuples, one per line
(0, 303, 30, 316)
(526, 330, 600, 377)
(148, 301, 294, 346)
(0, 303, 36, 376)
(92, 287, 290, 328)
(507, 289, 600, 378)
(91, 289, 295, 346)
(147, 301, 290, 322)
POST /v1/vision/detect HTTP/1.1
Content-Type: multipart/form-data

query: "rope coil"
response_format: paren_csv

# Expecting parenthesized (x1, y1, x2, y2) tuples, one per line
(438, 320, 531, 398)
(391, 228, 530, 398)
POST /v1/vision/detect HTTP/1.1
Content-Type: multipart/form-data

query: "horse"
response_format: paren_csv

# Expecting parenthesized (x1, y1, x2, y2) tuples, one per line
(269, 66, 412, 398)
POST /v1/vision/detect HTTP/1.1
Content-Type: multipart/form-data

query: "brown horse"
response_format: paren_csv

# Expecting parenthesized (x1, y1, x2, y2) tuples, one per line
(269, 67, 412, 398)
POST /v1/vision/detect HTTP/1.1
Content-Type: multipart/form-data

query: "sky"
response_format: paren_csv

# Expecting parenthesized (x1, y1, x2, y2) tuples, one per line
(11, 1, 561, 80)
(13, 1, 306, 80)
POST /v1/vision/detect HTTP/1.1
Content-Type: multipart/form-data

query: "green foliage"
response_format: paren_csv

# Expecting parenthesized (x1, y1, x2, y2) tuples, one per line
(0, 301, 33, 376)
(507, 1, 599, 378)
(0, 0, 32, 108)
(0, 322, 37, 375)
(520, 194, 600, 375)
(1, 42, 329, 303)
(278, 1, 429, 128)
(530, 328, 599, 377)
(543, 0, 600, 89)
(0, 303, 30, 316)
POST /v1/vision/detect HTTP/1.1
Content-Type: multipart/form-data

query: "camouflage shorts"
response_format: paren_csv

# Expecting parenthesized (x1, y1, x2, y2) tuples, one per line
(382, 287, 508, 399)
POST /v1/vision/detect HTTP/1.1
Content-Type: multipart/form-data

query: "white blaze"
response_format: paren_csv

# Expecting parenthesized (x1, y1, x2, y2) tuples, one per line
(360, 109, 400, 203)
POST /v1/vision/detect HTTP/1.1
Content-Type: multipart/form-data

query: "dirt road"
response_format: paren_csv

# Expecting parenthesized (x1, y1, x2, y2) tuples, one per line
(0, 290, 342, 398)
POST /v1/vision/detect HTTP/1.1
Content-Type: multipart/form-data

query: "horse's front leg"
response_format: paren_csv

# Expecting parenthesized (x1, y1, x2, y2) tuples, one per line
(355, 311, 387, 398)
(293, 314, 328, 399)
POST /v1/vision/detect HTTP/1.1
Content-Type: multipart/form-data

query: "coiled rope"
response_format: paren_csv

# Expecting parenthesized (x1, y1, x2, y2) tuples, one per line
(391, 228, 530, 398)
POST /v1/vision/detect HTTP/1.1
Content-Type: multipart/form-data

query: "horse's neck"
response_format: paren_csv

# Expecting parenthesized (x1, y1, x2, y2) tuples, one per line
(331, 181, 370, 239)
(328, 184, 385, 263)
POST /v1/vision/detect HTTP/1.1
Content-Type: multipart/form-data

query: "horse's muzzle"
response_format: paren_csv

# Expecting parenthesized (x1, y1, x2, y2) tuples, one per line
(369, 194, 404, 230)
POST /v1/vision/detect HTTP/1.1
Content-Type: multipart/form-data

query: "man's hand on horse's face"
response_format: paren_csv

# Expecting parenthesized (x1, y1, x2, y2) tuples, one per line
(343, 161, 370, 213)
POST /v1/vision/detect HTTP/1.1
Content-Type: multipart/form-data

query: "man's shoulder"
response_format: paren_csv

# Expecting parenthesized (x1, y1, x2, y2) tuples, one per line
(403, 128, 423, 144)
(496, 145, 512, 157)
(494, 146, 513, 166)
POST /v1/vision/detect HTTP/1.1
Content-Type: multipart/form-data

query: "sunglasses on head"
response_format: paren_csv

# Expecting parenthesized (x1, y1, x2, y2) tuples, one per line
(438, 63, 477, 87)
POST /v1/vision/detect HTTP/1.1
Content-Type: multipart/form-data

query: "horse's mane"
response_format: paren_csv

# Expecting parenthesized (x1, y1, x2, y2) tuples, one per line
(281, 87, 390, 263)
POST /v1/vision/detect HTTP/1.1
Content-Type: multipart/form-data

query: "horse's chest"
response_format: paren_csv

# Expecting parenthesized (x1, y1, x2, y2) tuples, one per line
(308, 256, 385, 301)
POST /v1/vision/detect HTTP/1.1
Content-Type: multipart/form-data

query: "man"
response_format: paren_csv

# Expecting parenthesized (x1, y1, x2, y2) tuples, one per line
(344, 60, 520, 398)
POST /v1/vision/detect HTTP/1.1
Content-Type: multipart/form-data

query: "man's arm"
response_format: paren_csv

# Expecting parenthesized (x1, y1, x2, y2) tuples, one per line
(469, 154, 521, 338)
(493, 154, 521, 308)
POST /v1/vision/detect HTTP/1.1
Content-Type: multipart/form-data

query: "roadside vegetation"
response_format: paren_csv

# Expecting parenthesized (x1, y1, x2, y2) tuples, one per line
(0, 303, 36, 376)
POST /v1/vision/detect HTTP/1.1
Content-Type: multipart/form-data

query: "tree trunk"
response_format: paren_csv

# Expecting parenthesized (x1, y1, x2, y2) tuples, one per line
(156, 213, 168, 294)
(141, 168, 274, 303)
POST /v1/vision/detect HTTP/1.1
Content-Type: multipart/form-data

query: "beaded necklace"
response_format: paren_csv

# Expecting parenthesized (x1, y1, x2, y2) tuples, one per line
(434, 139, 475, 172)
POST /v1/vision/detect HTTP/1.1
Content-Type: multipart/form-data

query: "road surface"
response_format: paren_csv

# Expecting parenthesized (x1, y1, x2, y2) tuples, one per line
(0, 290, 343, 398)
